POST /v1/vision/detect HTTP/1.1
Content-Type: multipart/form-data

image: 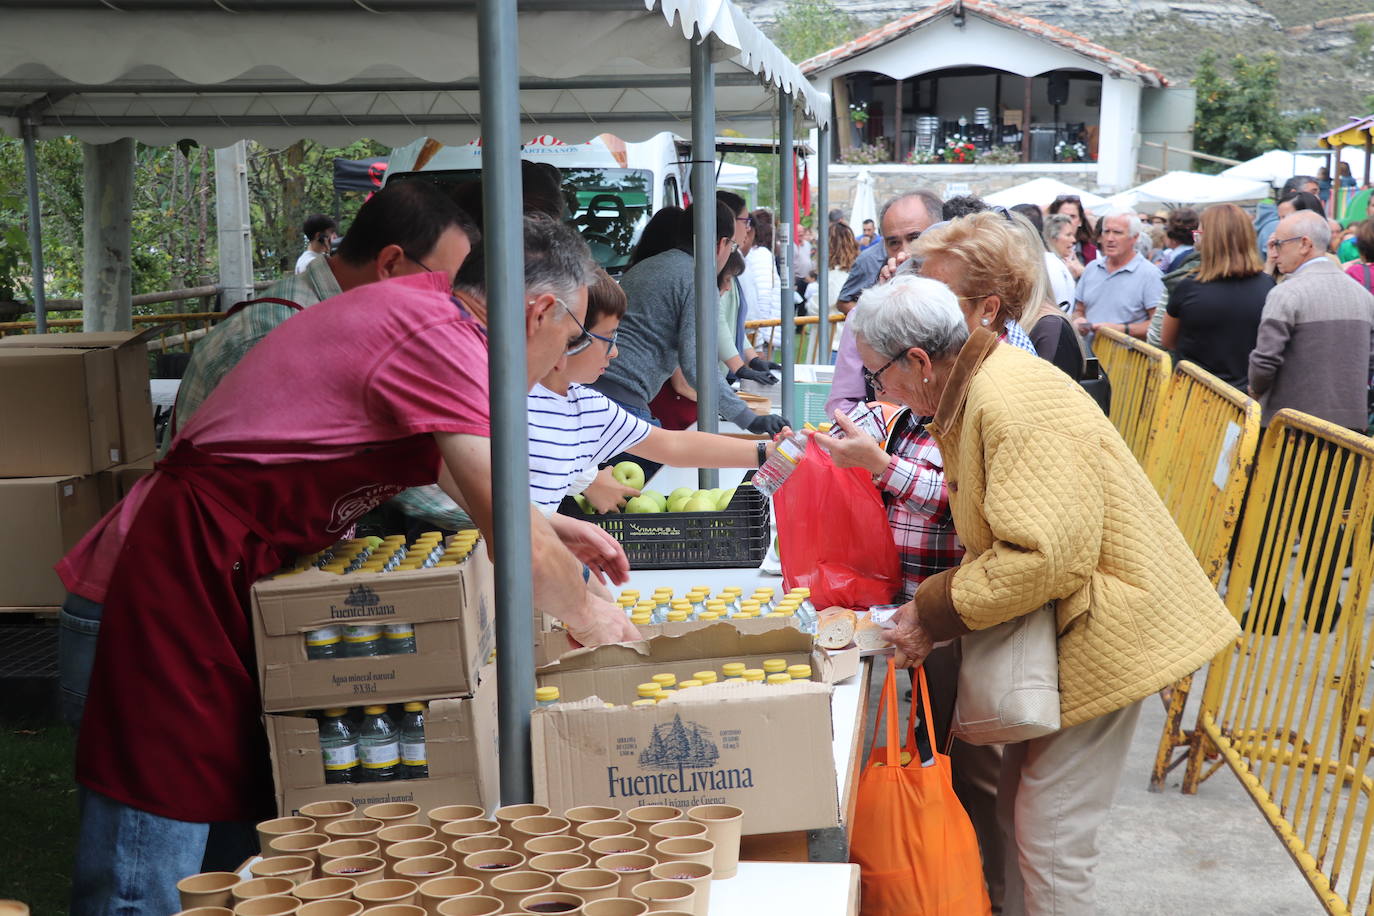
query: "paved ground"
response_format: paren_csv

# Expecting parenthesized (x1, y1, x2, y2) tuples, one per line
(864, 662, 1323, 915)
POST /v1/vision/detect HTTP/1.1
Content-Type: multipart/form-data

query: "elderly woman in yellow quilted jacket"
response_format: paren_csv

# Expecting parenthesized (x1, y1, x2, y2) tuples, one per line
(845, 273, 1238, 916)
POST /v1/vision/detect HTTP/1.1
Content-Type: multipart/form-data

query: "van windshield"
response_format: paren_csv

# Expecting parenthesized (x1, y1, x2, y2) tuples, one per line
(385, 166, 652, 274)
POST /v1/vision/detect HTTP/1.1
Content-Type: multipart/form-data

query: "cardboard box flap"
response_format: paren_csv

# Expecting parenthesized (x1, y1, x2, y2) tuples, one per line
(253, 565, 474, 636)
(538, 624, 815, 674)
(0, 328, 159, 350)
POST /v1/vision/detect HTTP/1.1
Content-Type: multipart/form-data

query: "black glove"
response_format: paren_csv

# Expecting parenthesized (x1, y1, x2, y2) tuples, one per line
(747, 413, 789, 436)
(750, 356, 783, 372)
(735, 365, 777, 385)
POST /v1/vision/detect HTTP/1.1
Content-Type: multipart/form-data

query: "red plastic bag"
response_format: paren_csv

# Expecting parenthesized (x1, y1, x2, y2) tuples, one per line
(773, 438, 901, 609)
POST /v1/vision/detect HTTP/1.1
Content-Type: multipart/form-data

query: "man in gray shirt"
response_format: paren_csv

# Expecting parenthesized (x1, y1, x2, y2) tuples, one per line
(592, 200, 788, 436)
(1072, 210, 1165, 343)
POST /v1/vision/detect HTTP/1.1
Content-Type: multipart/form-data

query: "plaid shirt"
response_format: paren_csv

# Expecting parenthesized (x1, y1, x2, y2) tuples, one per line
(162, 256, 342, 453)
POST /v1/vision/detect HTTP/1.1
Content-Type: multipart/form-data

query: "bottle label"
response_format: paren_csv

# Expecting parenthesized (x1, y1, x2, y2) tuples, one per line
(306, 626, 342, 646)
(775, 437, 804, 465)
(360, 741, 400, 768)
(401, 741, 427, 766)
(343, 625, 381, 642)
(384, 623, 414, 637)
(322, 744, 359, 770)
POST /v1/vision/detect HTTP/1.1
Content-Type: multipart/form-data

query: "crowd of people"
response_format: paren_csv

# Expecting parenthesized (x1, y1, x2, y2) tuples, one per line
(55, 162, 1374, 916)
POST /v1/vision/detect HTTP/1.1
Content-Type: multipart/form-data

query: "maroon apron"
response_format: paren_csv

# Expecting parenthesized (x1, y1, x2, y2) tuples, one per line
(76, 436, 440, 823)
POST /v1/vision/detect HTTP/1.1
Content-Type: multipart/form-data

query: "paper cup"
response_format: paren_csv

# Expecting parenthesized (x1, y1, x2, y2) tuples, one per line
(290, 877, 356, 901)
(648, 863, 710, 916)
(450, 835, 513, 859)
(685, 805, 742, 880)
(629, 880, 693, 913)
(649, 839, 713, 870)
(460, 849, 527, 881)
(318, 839, 379, 864)
(435, 896, 503, 916)
(510, 816, 571, 853)
(494, 805, 550, 841)
(517, 890, 585, 914)
(562, 807, 620, 828)
(395, 856, 458, 882)
(319, 855, 385, 881)
(232, 896, 301, 916)
(527, 854, 591, 878)
(586, 838, 648, 859)
(296, 902, 363, 916)
(574, 822, 634, 843)
(257, 817, 316, 854)
(523, 836, 584, 857)
(378, 824, 438, 846)
(250, 856, 315, 887)
(174, 909, 233, 916)
(322, 818, 383, 841)
(365, 802, 423, 828)
(354, 878, 421, 906)
(580, 901, 648, 916)
(555, 869, 620, 903)
(645, 823, 705, 844)
(624, 808, 681, 843)
(177, 872, 240, 909)
(487, 871, 554, 912)
(591, 854, 655, 899)
(366, 907, 427, 916)
(268, 833, 330, 869)
(440, 819, 501, 841)
(417, 876, 484, 915)
(299, 801, 356, 834)
(385, 840, 449, 878)
(232, 878, 296, 902)
(428, 805, 487, 831)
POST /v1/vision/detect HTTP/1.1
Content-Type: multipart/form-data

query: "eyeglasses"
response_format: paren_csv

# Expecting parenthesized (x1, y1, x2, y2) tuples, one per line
(863, 353, 904, 394)
(402, 250, 436, 273)
(552, 299, 593, 355)
(587, 326, 618, 355)
(736, 215, 755, 228)
(1270, 235, 1305, 248)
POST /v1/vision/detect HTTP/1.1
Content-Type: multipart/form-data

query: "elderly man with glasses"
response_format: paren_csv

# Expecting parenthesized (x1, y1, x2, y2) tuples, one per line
(1071, 209, 1165, 343)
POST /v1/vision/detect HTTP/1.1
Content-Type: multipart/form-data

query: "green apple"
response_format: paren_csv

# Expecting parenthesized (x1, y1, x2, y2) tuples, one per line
(625, 495, 661, 513)
(667, 495, 691, 513)
(669, 487, 694, 503)
(613, 460, 646, 490)
(642, 489, 668, 511)
(573, 493, 594, 514)
(683, 495, 718, 512)
(716, 487, 737, 510)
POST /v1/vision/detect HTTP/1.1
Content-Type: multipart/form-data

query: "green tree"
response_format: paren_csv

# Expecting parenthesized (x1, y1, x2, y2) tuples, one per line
(768, 0, 859, 64)
(1192, 51, 1319, 172)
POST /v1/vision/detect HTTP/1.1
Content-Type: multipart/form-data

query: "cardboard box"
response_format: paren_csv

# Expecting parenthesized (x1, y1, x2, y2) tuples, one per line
(267, 665, 500, 817)
(0, 348, 122, 476)
(0, 474, 104, 607)
(0, 331, 156, 467)
(251, 549, 495, 712)
(97, 455, 157, 511)
(531, 627, 856, 834)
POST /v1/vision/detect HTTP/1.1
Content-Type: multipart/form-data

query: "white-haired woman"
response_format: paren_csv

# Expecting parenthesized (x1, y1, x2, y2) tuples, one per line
(836, 274, 1237, 915)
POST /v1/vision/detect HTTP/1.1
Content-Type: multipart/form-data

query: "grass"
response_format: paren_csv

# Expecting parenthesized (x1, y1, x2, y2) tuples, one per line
(0, 722, 78, 914)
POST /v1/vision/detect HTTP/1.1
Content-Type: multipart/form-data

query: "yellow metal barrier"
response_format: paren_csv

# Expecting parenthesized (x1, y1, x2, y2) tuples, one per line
(1186, 410, 1374, 914)
(1147, 361, 1262, 790)
(1090, 327, 1172, 466)
(744, 313, 845, 364)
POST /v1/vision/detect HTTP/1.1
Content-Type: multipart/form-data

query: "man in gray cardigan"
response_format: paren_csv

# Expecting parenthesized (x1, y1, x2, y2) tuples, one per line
(1249, 210, 1374, 431)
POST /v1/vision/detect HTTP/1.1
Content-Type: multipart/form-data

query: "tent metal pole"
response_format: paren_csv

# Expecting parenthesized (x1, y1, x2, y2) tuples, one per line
(779, 94, 796, 425)
(691, 31, 720, 491)
(21, 118, 47, 332)
(815, 124, 830, 362)
(479, 0, 535, 804)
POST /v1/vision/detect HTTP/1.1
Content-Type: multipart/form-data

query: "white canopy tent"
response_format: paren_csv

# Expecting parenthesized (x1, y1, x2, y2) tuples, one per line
(849, 167, 877, 230)
(1100, 170, 1271, 211)
(1219, 150, 1328, 186)
(983, 177, 1107, 211)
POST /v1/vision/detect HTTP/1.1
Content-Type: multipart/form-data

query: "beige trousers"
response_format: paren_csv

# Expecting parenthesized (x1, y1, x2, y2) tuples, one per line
(997, 699, 1143, 916)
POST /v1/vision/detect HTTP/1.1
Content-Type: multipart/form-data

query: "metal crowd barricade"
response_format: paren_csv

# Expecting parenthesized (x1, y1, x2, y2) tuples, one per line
(1091, 327, 1172, 466)
(1146, 361, 1262, 791)
(1186, 410, 1374, 915)
(744, 313, 846, 365)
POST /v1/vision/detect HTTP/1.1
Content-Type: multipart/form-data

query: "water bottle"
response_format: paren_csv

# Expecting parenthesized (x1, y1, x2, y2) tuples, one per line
(399, 701, 429, 780)
(358, 705, 400, 782)
(319, 708, 359, 784)
(304, 626, 341, 660)
(342, 624, 382, 657)
(751, 431, 807, 497)
(382, 622, 416, 655)
(536, 686, 561, 707)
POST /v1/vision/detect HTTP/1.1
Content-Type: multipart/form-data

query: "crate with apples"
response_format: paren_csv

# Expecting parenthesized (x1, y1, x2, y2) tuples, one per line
(558, 464, 770, 569)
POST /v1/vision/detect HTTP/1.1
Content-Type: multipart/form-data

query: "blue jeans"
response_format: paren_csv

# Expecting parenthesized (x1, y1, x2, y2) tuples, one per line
(59, 593, 103, 729)
(71, 788, 258, 916)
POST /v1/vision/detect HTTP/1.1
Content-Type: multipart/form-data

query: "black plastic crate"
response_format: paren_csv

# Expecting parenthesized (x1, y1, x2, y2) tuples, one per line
(557, 473, 771, 569)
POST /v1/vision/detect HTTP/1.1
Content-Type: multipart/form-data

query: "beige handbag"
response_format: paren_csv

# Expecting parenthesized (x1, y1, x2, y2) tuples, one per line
(951, 603, 1061, 746)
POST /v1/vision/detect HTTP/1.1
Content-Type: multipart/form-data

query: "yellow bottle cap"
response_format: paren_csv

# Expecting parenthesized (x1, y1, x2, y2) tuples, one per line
(742, 669, 765, 682)
(636, 601, 657, 611)
(753, 587, 775, 597)
(733, 611, 758, 619)
(630, 614, 653, 625)
(670, 600, 693, 610)
(363, 536, 384, 549)
(434, 559, 460, 567)
(762, 658, 787, 674)
(323, 708, 348, 717)
(789, 587, 811, 597)
(740, 600, 761, 613)
(692, 585, 711, 595)
(787, 665, 812, 680)
(420, 531, 444, 541)
(637, 683, 661, 698)
(767, 673, 792, 686)
(666, 610, 689, 622)
(721, 586, 743, 596)
(632, 699, 657, 707)
(698, 611, 721, 621)
(706, 600, 727, 609)
(652, 587, 674, 596)
(651, 673, 677, 688)
(678, 679, 702, 689)
(693, 671, 718, 684)
(621, 590, 640, 599)
(363, 705, 387, 715)
(535, 687, 560, 702)
(721, 662, 746, 677)
(775, 605, 797, 617)
(404, 701, 425, 712)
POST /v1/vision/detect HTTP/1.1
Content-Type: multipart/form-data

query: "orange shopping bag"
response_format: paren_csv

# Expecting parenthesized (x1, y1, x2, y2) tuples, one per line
(850, 659, 991, 916)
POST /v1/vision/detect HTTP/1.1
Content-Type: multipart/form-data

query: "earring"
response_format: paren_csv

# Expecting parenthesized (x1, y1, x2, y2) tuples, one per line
(980, 317, 990, 326)
(923, 377, 930, 383)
